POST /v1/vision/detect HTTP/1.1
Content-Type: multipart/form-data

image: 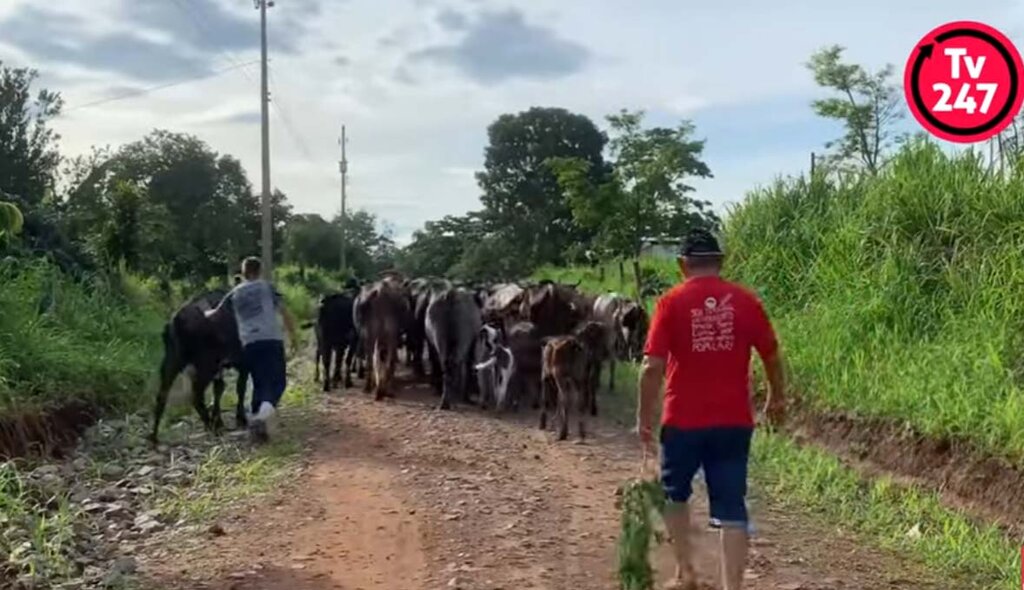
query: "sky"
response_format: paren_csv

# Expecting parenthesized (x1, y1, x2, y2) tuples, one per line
(1, 0, 1022, 244)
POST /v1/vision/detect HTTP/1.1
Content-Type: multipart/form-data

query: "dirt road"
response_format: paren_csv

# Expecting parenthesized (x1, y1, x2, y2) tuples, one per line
(143, 377, 934, 590)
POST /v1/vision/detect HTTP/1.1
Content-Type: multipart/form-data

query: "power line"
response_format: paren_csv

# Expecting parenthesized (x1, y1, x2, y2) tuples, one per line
(63, 60, 260, 113)
(172, 0, 318, 165)
(267, 66, 316, 163)
(171, 0, 258, 84)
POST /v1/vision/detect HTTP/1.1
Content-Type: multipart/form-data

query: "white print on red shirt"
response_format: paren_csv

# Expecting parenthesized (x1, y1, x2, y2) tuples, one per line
(690, 293, 735, 352)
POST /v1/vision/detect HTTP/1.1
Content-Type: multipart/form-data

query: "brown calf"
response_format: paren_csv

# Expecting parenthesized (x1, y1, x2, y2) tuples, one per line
(539, 335, 588, 441)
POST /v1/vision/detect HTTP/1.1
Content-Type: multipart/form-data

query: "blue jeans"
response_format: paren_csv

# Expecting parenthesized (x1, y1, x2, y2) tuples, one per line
(243, 339, 287, 414)
(660, 425, 753, 528)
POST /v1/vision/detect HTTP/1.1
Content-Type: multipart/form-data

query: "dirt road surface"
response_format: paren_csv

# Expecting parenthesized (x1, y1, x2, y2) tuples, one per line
(143, 377, 935, 590)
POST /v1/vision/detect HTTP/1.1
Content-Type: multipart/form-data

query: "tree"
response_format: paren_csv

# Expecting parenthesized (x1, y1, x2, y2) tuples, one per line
(476, 107, 609, 268)
(95, 181, 144, 268)
(0, 63, 62, 211)
(283, 210, 395, 279)
(807, 46, 903, 175)
(396, 213, 484, 277)
(550, 109, 717, 294)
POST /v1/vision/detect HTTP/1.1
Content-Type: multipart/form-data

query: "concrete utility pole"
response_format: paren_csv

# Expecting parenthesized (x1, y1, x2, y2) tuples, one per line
(256, 0, 274, 278)
(339, 126, 348, 274)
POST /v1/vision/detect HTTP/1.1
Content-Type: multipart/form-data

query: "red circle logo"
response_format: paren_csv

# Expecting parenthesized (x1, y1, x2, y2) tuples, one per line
(904, 21, 1024, 143)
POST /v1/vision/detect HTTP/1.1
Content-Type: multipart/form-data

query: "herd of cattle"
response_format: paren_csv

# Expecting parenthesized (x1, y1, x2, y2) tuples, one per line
(149, 273, 649, 445)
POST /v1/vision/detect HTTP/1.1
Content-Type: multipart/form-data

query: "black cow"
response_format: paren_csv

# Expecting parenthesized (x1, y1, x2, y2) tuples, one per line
(314, 292, 358, 392)
(150, 290, 248, 444)
(425, 287, 482, 410)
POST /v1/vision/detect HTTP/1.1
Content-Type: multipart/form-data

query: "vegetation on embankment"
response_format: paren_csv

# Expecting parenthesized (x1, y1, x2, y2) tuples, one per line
(754, 431, 1017, 590)
(0, 259, 171, 413)
(0, 258, 325, 422)
(542, 140, 1024, 463)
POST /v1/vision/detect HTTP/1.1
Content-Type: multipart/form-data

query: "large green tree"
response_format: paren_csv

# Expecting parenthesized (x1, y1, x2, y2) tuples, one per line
(284, 210, 397, 279)
(396, 213, 484, 278)
(476, 107, 609, 268)
(61, 131, 292, 280)
(807, 45, 903, 175)
(0, 63, 62, 211)
(551, 109, 717, 266)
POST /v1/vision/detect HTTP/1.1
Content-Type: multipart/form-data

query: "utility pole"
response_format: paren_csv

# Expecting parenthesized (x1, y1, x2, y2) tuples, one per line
(339, 126, 348, 275)
(256, 0, 274, 279)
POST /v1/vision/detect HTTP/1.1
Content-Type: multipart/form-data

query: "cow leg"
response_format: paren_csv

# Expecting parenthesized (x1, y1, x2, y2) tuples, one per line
(554, 376, 571, 441)
(362, 337, 374, 394)
(538, 375, 553, 430)
(387, 340, 398, 398)
(343, 342, 355, 389)
(211, 375, 226, 434)
(373, 340, 385, 401)
(235, 367, 249, 429)
(577, 378, 589, 441)
(458, 358, 470, 406)
(356, 337, 366, 380)
(607, 359, 616, 393)
(322, 345, 333, 392)
(314, 344, 321, 383)
(150, 352, 185, 445)
(438, 358, 452, 411)
(412, 336, 425, 379)
(190, 365, 216, 431)
(589, 363, 600, 417)
(427, 342, 443, 395)
(332, 345, 344, 389)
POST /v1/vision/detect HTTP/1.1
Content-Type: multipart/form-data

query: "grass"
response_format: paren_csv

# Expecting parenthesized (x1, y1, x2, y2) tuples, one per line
(753, 431, 1018, 590)
(0, 259, 171, 412)
(156, 371, 319, 523)
(0, 258, 323, 417)
(0, 463, 80, 584)
(726, 141, 1024, 460)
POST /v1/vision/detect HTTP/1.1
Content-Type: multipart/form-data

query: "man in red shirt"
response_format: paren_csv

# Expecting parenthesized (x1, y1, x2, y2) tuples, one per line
(637, 229, 785, 590)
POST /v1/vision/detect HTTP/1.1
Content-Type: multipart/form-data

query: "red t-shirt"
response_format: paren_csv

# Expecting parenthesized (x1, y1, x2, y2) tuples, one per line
(644, 275, 778, 430)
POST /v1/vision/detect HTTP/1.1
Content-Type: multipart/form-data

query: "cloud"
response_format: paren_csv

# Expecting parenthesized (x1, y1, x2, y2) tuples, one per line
(0, 6, 212, 82)
(437, 8, 469, 31)
(407, 8, 590, 83)
(121, 0, 257, 53)
(334, 56, 351, 67)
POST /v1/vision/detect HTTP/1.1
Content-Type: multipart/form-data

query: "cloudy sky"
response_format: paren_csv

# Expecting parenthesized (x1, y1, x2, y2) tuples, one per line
(1, 0, 1021, 243)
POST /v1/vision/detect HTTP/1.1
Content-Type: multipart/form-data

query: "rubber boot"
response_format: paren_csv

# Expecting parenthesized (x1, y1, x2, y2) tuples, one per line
(720, 526, 749, 590)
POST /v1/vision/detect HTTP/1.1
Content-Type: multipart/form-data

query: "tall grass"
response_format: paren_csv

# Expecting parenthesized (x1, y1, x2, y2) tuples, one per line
(726, 140, 1024, 459)
(0, 258, 326, 414)
(0, 259, 170, 412)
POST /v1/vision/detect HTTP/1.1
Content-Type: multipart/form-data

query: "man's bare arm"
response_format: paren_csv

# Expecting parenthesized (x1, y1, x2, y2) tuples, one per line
(279, 306, 299, 351)
(637, 355, 666, 445)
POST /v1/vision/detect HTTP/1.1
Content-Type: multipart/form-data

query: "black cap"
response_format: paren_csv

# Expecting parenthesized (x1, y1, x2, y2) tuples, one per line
(680, 228, 723, 257)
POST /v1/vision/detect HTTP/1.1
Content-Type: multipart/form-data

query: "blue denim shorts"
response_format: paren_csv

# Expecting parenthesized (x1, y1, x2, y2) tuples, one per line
(660, 425, 753, 528)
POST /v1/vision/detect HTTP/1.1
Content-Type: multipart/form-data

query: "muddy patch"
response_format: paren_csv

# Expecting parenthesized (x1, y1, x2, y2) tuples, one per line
(0, 400, 99, 459)
(788, 407, 1024, 533)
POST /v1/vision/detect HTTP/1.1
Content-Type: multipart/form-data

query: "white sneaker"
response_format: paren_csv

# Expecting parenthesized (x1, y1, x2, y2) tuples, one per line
(256, 402, 274, 421)
(258, 402, 278, 438)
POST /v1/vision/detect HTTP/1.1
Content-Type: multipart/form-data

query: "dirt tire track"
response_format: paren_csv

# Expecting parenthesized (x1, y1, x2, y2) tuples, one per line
(142, 377, 937, 590)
